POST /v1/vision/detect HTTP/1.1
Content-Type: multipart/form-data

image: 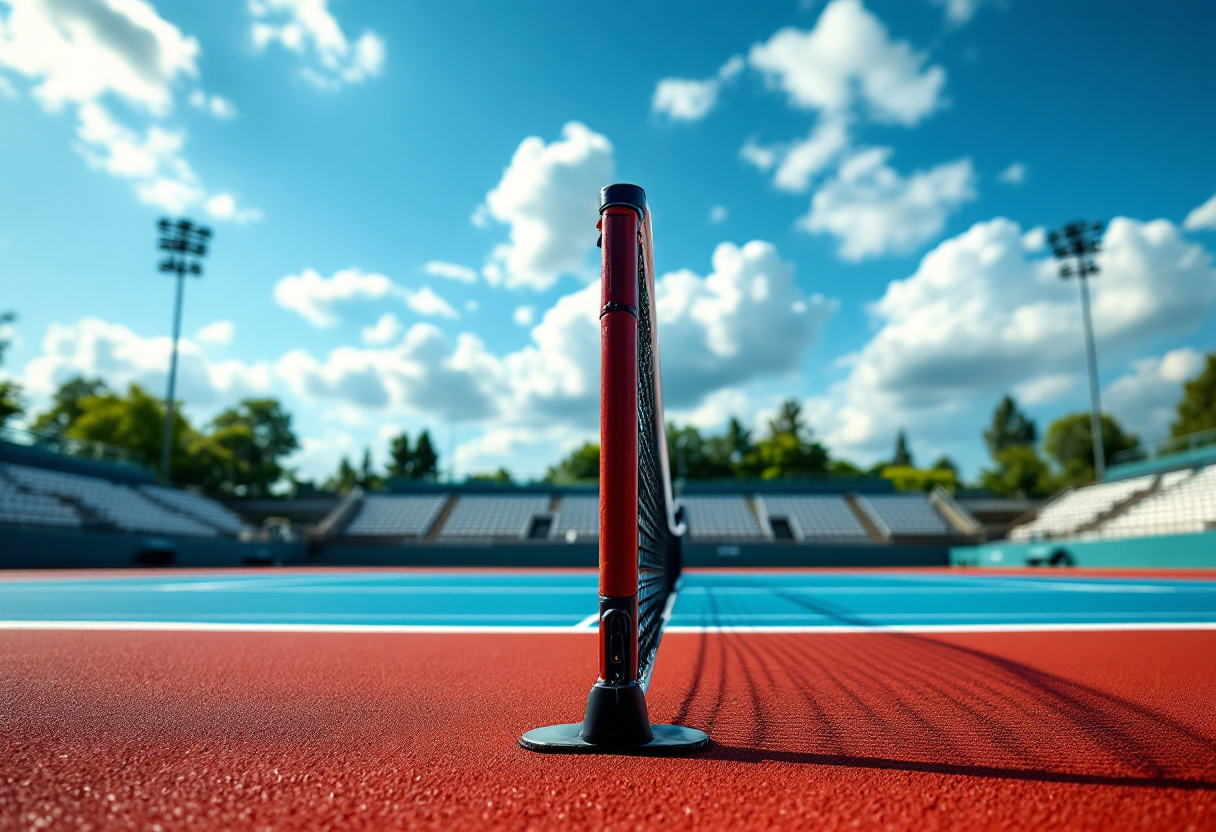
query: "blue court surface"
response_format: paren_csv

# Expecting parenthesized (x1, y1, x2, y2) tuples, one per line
(1, 569, 1214, 632)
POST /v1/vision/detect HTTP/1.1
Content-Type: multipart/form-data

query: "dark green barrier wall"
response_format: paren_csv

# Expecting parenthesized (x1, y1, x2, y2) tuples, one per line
(951, 532, 1216, 569)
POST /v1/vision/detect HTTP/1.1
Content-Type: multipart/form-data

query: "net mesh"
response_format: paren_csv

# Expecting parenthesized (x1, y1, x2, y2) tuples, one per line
(635, 225, 680, 687)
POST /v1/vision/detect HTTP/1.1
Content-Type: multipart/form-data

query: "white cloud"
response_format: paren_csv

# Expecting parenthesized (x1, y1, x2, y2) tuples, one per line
(801, 147, 976, 259)
(479, 122, 614, 291)
(1021, 226, 1046, 252)
(749, 0, 946, 126)
(195, 319, 235, 347)
(709, 205, 728, 224)
(403, 286, 458, 320)
(0, 0, 199, 114)
(513, 305, 536, 327)
(1184, 191, 1216, 231)
(651, 55, 745, 122)
(1105, 348, 1206, 440)
(204, 192, 261, 223)
(998, 162, 1026, 185)
(22, 317, 270, 411)
(423, 260, 478, 283)
(360, 313, 402, 346)
(249, 0, 385, 89)
(930, 0, 994, 26)
(189, 89, 235, 119)
(273, 239, 835, 436)
(274, 267, 396, 327)
(811, 216, 1216, 456)
(274, 267, 457, 327)
(743, 115, 850, 192)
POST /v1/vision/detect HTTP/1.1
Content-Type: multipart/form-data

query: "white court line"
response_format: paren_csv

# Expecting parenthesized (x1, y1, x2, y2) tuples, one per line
(574, 612, 600, 630)
(665, 622, 1216, 634)
(0, 620, 599, 634)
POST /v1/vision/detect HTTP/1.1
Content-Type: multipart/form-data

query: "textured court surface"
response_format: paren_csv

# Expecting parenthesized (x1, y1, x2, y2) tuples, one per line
(2, 568, 1215, 831)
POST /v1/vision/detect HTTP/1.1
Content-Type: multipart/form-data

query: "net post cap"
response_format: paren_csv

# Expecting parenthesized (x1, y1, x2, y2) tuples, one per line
(600, 184, 646, 219)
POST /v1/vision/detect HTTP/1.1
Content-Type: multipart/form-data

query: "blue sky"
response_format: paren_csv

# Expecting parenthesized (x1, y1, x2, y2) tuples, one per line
(1, 0, 1214, 483)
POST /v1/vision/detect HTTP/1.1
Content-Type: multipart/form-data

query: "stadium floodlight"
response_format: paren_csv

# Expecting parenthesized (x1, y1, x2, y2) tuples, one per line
(1048, 219, 1106, 482)
(156, 217, 212, 484)
(520, 184, 708, 756)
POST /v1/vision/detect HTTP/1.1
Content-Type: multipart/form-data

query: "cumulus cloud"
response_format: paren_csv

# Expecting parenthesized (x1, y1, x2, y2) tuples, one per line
(513, 306, 535, 327)
(749, 0, 946, 126)
(998, 162, 1026, 185)
(195, 319, 235, 346)
(811, 216, 1216, 455)
(249, 0, 385, 89)
(478, 122, 614, 291)
(741, 115, 850, 192)
(1184, 191, 1216, 231)
(652, 55, 744, 122)
(801, 147, 976, 260)
(423, 260, 478, 283)
(273, 267, 458, 327)
(189, 89, 235, 119)
(0, 1, 258, 220)
(1105, 348, 1206, 440)
(930, 0, 995, 26)
(360, 313, 402, 346)
(0, 0, 199, 113)
(22, 317, 271, 411)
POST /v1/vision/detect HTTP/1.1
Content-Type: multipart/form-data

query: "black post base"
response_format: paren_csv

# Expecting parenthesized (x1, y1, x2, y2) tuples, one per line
(519, 681, 709, 756)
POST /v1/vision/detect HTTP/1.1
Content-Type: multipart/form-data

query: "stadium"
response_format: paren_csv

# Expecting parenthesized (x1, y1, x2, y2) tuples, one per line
(2, 2, 1215, 830)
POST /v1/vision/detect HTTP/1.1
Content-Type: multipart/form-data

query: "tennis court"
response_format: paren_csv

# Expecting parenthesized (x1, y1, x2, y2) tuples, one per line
(2, 567, 1214, 829)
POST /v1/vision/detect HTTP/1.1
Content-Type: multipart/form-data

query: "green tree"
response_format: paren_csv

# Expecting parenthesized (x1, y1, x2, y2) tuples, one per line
(1044, 412, 1140, 487)
(31, 376, 110, 435)
(979, 445, 1054, 498)
(413, 430, 439, 479)
(468, 467, 513, 483)
(738, 399, 829, 479)
(544, 442, 600, 483)
(881, 465, 958, 493)
(984, 395, 1037, 456)
(323, 456, 359, 494)
(0, 311, 24, 428)
(206, 398, 300, 497)
(1171, 352, 1216, 437)
(386, 430, 440, 480)
(66, 383, 196, 473)
(892, 430, 914, 467)
(387, 432, 413, 478)
(932, 455, 958, 473)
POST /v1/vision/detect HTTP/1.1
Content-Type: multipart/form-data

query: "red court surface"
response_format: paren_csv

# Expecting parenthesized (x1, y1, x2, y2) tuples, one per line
(2, 627, 1214, 830)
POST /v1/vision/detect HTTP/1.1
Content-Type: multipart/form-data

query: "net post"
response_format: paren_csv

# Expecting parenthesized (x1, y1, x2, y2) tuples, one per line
(518, 184, 707, 756)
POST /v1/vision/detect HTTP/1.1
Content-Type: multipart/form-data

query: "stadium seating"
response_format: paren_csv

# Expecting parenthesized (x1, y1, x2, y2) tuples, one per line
(550, 495, 598, 540)
(856, 494, 952, 537)
(755, 495, 869, 541)
(1009, 475, 1156, 541)
(3, 463, 217, 537)
(437, 495, 552, 540)
(1098, 466, 1216, 539)
(140, 484, 250, 536)
(345, 494, 448, 537)
(680, 495, 767, 540)
(0, 478, 82, 528)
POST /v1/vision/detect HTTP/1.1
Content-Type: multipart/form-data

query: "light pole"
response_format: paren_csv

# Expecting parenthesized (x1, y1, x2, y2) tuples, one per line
(1048, 220, 1106, 482)
(157, 218, 212, 484)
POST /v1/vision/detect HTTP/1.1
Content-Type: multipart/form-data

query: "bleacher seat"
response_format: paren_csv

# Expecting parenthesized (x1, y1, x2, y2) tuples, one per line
(1098, 467, 1216, 539)
(857, 494, 952, 537)
(1009, 475, 1156, 541)
(140, 484, 249, 536)
(551, 495, 598, 540)
(0, 479, 81, 528)
(3, 464, 216, 537)
(436, 495, 551, 539)
(755, 495, 869, 540)
(680, 496, 766, 540)
(346, 495, 448, 537)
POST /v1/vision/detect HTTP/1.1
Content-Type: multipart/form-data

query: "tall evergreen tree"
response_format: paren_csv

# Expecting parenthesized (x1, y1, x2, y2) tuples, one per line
(984, 395, 1037, 457)
(892, 430, 914, 467)
(1171, 352, 1216, 437)
(413, 430, 439, 479)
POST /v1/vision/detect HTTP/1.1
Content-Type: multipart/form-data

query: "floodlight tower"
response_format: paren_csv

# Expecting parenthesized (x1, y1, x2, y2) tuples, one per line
(1048, 220, 1106, 482)
(157, 218, 212, 484)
